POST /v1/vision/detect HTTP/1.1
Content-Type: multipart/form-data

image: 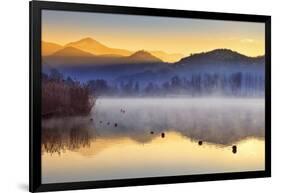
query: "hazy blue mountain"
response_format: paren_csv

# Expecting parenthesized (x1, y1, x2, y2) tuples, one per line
(116, 49, 265, 84)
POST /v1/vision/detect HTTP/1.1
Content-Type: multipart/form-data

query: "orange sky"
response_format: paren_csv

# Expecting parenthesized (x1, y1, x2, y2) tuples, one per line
(42, 10, 265, 57)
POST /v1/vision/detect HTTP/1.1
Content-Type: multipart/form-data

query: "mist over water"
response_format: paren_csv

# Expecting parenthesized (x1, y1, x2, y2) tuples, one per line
(93, 97, 264, 145)
(41, 97, 265, 183)
(41, 13, 266, 183)
(42, 97, 265, 154)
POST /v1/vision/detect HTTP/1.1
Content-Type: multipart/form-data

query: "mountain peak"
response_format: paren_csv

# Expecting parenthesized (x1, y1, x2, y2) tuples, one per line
(128, 50, 162, 62)
(80, 37, 95, 42)
(194, 49, 246, 58)
(207, 49, 246, 58)
(68, 37, 103, 46)
(177, 48, 252, 65)
(65, 37, 132, 56)
(131, 50, 152, 57)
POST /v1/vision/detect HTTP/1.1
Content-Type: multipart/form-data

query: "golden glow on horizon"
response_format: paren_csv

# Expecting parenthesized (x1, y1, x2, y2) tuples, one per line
(42, 10, 265, 57)
(42, 34, 264, 57)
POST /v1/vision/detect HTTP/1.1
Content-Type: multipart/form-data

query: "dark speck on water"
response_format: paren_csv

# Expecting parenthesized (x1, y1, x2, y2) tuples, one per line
(150, 131, 154, 134)
(198, 141, 203, 145)
(120, 109, 126, 114)
(114, 123, 118, 127)
(99, 121, 102, 124)
(232, 145, 237, 154)
(161, 132, 165, 138)
(107, 122, 110, 125)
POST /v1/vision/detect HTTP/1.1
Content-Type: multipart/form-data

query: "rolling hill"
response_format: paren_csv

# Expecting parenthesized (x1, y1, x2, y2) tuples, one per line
(65, 37, 132, 56)
(42, 38, 184, 62)
(176, 49, 264, 66)
(43, 48, 164, 67)
(126, 50, 163, 63)
(42, 41, 63, 56)
(116, 49, 265, 84)
(52, 46, 94, 57)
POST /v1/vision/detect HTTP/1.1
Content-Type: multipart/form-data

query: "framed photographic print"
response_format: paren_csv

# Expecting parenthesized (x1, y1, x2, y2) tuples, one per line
(30, 1, 271, 192)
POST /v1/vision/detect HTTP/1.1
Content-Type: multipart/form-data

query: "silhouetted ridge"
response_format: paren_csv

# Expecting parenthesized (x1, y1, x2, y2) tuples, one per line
(127, 50, 163, 63)
(42, 41, 63, 56)
(65, 37, 132, 56)
(177, 49, 264, 65)
(67, 37, 105, 48)
(52, 46, 94, 57)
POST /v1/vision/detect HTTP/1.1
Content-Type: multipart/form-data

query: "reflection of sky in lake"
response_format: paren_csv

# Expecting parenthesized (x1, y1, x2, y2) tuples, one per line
(42, 98, 265, 184)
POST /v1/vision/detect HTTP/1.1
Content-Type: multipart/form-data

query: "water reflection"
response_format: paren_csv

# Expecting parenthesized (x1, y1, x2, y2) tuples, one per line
(42, 98, 264, 155)
(42, 131, 265, 183)
(42, 98, 265, 183)
(42, 117, 94, 155)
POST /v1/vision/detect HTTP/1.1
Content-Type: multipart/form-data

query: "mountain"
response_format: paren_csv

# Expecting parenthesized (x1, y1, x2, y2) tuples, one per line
(52, 46, 94, 57)
(150, 51, 184, 63)
(42, 41, 63, 56)
(126, 50, 163, 63)
(176, 49, 264, 66)
(65, 37, 132, 56)
(43, 38, 183, 62)
(44, 48, 163, 67)
(43, 48, 265, 85)
(116, 49, 265, 85)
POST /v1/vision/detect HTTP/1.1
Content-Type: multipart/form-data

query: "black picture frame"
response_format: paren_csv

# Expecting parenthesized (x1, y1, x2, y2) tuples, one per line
(29, 1, 271, 192)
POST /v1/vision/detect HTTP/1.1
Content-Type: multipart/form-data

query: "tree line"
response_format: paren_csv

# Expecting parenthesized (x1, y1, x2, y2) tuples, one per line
(43, 69, 264, 99)
(87, 72, 264, 97)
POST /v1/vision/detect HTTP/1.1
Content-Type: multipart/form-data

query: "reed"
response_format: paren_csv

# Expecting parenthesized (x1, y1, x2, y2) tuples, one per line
(42, 76, 95, 118)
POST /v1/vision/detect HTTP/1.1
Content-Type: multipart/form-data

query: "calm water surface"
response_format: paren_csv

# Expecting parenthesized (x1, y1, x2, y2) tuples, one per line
(42, 98, 265, 183)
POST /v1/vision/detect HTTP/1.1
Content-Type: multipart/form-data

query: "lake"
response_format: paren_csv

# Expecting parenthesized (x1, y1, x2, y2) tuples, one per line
(42, 98, 265, 183)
